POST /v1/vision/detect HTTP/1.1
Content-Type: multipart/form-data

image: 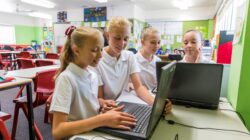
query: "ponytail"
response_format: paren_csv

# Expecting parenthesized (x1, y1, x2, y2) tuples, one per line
(54, 26, 76, 79)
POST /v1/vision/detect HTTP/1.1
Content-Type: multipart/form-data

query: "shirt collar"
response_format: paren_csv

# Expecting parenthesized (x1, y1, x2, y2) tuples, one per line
(67, 63, 92, 79)
(136, 51, 158, 65)
(102, 47, 129, 63)
(182, 54, 206, 63)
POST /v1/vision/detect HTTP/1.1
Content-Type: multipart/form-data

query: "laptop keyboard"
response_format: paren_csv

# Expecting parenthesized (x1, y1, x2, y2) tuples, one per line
(118, 102, 152, 134)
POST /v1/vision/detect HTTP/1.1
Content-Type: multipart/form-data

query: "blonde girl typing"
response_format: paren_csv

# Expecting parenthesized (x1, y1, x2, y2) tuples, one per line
(49, 26, 136, 140)
(95, 17, 172, 113)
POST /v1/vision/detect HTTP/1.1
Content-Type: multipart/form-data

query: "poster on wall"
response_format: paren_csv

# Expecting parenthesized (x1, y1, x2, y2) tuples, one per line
(233, 0, 247, 45)
(84, 7, 107, 22)
(57, 11, 68, 23)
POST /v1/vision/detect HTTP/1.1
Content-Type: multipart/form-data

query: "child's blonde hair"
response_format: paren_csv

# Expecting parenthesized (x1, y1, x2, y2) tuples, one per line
(106, 17, 132, 33)
(141, 26, 160, 41)
(55, 26, 103, 79)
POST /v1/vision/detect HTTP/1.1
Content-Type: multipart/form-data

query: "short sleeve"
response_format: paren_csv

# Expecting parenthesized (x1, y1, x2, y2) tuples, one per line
(49, 75, 73, 114)
(128, 52, 141, 75)
(92, 66, 104, 86)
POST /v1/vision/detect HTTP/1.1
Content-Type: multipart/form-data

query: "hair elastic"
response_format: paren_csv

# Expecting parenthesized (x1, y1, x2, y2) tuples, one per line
(65, 26, 76, 37)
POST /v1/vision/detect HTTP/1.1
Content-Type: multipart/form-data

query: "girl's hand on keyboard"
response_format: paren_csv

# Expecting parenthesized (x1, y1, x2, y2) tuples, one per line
(103, 105, 136, 130)
(99, 99, 117, 113)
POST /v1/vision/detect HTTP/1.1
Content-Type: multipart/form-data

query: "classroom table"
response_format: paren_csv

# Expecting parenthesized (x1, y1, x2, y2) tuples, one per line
(0, 77, 35, 140)
(6, 65, 60, 79)
(70, 91, 250, 140)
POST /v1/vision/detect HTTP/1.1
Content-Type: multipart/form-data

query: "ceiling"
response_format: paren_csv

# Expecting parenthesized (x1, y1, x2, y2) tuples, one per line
(0, 0, 222, 18)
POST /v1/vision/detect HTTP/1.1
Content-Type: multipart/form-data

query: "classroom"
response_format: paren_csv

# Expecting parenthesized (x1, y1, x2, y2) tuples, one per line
(0, 0, 249, 140)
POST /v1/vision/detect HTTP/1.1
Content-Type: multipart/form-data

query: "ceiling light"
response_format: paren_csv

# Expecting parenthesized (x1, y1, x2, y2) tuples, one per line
(21, 0, 55, 8)
(28, 12, 52, 19)
(94, 0, 108, 3)
(0, 1, 15, 13)
(173, 0, 191, 10)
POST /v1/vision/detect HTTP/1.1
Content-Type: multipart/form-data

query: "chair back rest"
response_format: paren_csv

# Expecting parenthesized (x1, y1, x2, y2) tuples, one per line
(35, 60, 54, 67)
(19, 51, 31, 59)
(17, 58, 35, 69)
(46, 53, 59, 59)
(35, 69, 57, 94)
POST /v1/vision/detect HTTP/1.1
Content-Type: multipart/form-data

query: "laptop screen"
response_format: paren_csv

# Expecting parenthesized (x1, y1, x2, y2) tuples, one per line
(146, 61, 176, 137)
(169, 63, 223, 107)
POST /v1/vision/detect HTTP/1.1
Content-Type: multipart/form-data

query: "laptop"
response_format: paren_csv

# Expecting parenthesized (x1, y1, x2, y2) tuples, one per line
(95, 61, 176, 140)
(156, 62, 223, 109)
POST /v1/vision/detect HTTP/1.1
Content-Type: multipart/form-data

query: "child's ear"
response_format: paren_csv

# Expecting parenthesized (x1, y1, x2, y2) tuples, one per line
(71, 45, 80, 56)
(141, 39, 145, 45)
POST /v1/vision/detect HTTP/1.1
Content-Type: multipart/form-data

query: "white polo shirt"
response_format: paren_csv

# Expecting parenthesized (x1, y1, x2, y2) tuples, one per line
(50, 63, 100, 121)
(135, 51, 161, 90)
(95, 49, 140, 100)
(181, 55, 215, 63)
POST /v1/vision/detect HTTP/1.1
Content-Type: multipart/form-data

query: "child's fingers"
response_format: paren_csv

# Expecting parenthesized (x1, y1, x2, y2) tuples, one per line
(107, 100, 117, 107)
(120, 121, 136, 127)
(112, 105, 124, 111)
(116, 125, 131, 131)
(121, 112, 135, 119)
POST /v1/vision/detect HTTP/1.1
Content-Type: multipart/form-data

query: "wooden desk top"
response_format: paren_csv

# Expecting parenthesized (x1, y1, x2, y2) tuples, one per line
(0, 77, 32, 90)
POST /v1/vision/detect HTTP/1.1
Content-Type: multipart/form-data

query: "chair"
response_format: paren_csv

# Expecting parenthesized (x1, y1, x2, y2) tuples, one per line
(16, 51, 31, 59)
(44, 95, 53, 123)
(17, 58, 35, 69)
(3, 45, 14, 51)
(46, 53, 59, 59)
(11, 69, 58, 140)
(0, 54, 12, 70)
(57, 46, 63, 54)
(0, 111, 11, 140)
(35, 60, 54, 67)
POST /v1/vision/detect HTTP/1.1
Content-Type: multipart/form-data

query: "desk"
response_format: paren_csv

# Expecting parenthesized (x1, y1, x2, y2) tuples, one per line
(70, 97, 250, 140)
(6, 65, 59, 79)
(0, 77, 35, 140)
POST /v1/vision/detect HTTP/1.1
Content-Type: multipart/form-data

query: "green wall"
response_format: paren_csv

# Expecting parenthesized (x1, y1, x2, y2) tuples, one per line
(183, 20, 210, 40)
(15, 25, 43, 44)
(228, 0, 250, 131)
(171, 20, 214, 50)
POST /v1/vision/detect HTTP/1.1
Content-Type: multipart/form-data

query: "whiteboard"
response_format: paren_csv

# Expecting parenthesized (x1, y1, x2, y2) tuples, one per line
(53, 23, 71, 46)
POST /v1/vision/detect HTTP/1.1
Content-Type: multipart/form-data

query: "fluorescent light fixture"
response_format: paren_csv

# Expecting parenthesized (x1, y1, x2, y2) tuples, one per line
(94, 0, 108, 3)
(173, 0, 192, 10)
(0, 1, 15, 13)
(21, 0, 55, 8)
(28, 12, 52, 19)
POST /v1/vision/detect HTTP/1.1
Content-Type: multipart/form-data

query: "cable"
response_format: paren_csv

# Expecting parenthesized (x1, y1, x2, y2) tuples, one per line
(91, 135, 117, 140)
(166, 120, 250, 136)
(174, 133, 178, 140)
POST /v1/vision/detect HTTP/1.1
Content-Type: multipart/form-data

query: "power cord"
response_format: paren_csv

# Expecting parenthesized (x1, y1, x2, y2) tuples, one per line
(166, 119, 250, 136)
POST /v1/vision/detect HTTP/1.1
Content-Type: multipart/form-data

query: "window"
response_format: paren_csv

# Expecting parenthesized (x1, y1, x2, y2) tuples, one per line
(0, 25, 16, 44)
